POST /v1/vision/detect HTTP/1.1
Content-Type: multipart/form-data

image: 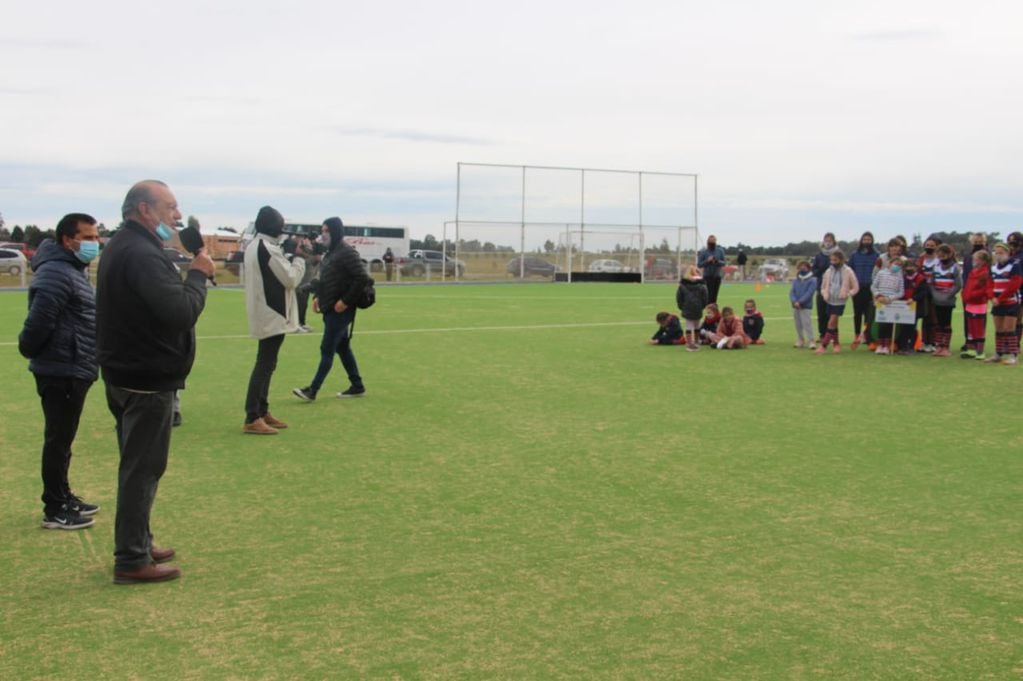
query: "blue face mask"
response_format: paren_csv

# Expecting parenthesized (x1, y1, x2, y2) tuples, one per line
(891, 266, 901, 275)
(74, 240, 99, 263)
(155, 222, 174, 241)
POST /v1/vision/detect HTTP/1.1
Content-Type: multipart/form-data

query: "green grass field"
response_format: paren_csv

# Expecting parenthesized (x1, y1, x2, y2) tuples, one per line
(1, 282, 1020, 680)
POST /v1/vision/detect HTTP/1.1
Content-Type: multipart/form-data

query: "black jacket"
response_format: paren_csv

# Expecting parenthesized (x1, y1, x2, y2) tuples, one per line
(316, 241, 370, 312)
(18, 239, 98, 381)
(676, 278, 709, 321)
(96, 221, 208, 391)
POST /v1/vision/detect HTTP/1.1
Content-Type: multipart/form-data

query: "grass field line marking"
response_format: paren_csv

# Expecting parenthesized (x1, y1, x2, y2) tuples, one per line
(0, 317, 797, 346)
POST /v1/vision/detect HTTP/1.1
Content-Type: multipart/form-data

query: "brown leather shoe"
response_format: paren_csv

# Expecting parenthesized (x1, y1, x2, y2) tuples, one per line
(151, 546, 176, 564)
(243, 418, 278, 435)
(113, 562, 181, 585)
(262, 412, 288, 429)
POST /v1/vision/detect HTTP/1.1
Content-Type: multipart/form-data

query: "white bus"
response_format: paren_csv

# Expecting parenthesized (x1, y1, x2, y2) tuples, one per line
(239, 222, 409, 272)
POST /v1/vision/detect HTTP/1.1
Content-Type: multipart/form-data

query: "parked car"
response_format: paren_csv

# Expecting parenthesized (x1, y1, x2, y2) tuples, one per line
(644, 257, 678, 280)
(0, 242, 35, 260)
(163, 248, 193, 267)
(507, 256, 557, 278)
(757, 258, 789, 281)
(587, 259, 625, 273)
(0, 248, 28, 275)
(400, 249, 465, 277)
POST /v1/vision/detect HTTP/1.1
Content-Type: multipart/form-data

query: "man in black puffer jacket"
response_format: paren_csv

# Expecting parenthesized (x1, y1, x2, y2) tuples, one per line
(293, 217, 371, 401)
(19, 213, 102, 530)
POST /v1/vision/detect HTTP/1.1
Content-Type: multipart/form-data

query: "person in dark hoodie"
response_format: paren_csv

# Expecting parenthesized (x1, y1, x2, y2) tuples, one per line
(847, 231, 878, 349)
(96, 180, 215, 585)
(293, 217, 371, 401)
(18, 213, 102, 531)
(676, 265, 709, 350)
(242, 206, 305, 434)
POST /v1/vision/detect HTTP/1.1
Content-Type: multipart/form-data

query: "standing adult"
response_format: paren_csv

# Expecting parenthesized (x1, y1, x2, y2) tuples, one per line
(736, 250, 748, 280)
(18, 213, 102, 530)
(242, 206, 305, 435)
(383, 247, 395, 282)
(697, 235, 726, 304)
(96, 180, 215, 584)
(812, 232, 839, 341)
(847, 231, 879, 349)
(293, 217, 371, 401)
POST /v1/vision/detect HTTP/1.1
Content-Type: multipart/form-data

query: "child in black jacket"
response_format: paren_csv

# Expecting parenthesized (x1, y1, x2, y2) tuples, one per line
(650, 312, 684, 345)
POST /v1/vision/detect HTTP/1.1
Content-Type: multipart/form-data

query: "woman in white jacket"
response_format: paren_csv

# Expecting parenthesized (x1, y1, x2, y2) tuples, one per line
(815, 250, 859, 354)
(242, 206, 305, 434)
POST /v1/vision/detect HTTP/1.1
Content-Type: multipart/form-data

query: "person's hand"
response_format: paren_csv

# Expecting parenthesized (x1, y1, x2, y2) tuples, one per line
(793, 302, 801, 309)
(189, 251, 216, 278)
(312, 298, 320, 313)
(649, 339, 659, 345)
(334, 300, 348, 313)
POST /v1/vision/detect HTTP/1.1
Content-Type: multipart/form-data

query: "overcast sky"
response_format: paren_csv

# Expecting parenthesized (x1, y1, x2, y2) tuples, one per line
(2, 0, 1021, 246)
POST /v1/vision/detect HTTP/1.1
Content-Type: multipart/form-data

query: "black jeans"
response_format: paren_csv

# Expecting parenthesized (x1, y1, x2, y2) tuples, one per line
(296, 287, 310, 326)
(105, 384, 174, 572)
(851, 286, 875, 340)
(35, 375, 93, 514)
(815, 291, 829, 337)
(311, 308, 363, 393)
(245, 334, 286, 423)
(705, 277, 722, 305)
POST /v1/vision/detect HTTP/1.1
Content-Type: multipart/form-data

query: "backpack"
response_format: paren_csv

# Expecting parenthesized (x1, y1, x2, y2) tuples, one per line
(356, 277, 376, 309)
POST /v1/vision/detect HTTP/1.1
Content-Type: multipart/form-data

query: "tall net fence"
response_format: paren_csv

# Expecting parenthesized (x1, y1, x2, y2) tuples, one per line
(441, 163, 699, 283)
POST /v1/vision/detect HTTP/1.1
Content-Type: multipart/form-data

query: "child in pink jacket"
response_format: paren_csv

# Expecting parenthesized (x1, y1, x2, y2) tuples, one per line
(815, 250, 860, 354)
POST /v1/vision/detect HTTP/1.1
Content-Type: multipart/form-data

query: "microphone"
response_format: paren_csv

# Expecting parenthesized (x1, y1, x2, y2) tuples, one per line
(178, 225, 217, 286)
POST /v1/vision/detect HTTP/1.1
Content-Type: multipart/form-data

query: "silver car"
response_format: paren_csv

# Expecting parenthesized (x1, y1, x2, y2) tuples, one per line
(0, 248, 27, 276)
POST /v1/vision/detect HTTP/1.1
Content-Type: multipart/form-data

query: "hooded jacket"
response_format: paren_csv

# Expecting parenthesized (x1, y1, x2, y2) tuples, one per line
(789, 271, 817, 308)
(315, 222, 370, 313)
(675, 278, 709, 321)
(18, 239, 98, 381)
(244, 233, 305, 339)
(96, 220, 208, 391)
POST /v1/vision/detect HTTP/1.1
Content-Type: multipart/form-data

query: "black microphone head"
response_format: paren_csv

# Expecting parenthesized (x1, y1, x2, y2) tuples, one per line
(179, 226, 204, 254)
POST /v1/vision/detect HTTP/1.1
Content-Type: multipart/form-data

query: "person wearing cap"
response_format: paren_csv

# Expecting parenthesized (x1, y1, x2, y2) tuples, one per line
(242, 206, 305, 435)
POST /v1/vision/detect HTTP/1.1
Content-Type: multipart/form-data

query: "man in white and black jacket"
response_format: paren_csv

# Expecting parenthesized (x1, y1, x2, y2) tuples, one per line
(96, 180, 215, 585)
(242, 206, 305, 434)
(293, 216, 371, 401)
(19, 213, 102, 530)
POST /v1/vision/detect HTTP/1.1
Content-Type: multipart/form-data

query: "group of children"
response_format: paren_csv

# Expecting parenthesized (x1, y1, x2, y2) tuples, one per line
(790, 233, 1023, 364)
(650, 232, 1023, 366)
(651, 266, 765, 350)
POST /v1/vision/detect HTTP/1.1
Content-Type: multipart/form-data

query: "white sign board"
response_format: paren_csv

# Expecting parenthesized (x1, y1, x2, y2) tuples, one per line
(875, 300, 917, 325)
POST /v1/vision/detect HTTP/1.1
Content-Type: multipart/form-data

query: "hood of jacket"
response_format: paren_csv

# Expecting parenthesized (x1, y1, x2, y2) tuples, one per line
(31, 238, 84, 273)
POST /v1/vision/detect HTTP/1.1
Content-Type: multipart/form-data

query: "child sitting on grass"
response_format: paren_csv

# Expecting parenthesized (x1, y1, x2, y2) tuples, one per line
(707, 306, 750, 349)
(742, 298, 765, 344)
(698, 303, 722, 345)
(650, 312, 684, 345)
(675, 265, 708, 351)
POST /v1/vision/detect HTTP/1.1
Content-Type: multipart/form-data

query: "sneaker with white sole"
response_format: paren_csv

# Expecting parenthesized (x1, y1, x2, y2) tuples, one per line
(1002, 355, 1018, 366)
(41, 507, 94, 530)
(336, 387, 366, 398)
(68, 494, 100, 517)
(292, 386, 317, 401)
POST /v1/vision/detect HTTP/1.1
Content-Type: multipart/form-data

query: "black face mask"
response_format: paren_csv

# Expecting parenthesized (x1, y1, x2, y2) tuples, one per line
(708, 242, 716, 249)
(924, 247, 935, 254)
(861, 242, 873, 250)
(973, 244, 984, 252)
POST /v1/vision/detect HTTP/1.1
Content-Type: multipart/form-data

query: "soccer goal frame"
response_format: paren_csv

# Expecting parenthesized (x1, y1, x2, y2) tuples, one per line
(451, 162, 700, 282)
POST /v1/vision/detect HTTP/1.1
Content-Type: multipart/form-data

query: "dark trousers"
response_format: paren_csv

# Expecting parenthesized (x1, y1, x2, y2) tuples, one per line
(705, 277, 722, 305)
(245, 334, 286, 423)
(35, 375, 92, 514)
(105, 384, 173, 572)
(296, 287, 310, 326)
(851, 286, 875, 340)
(311, 308, 363, 393)
(815, 291, 829, 337)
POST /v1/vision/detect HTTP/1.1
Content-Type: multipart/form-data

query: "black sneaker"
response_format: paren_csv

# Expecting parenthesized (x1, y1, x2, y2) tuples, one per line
(292, 386, 317, 402)
(172, 411, 182, 427)
(41, 507, 94, 530)
(69, 494, 100, 517)
(336, 387, 366, 398)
